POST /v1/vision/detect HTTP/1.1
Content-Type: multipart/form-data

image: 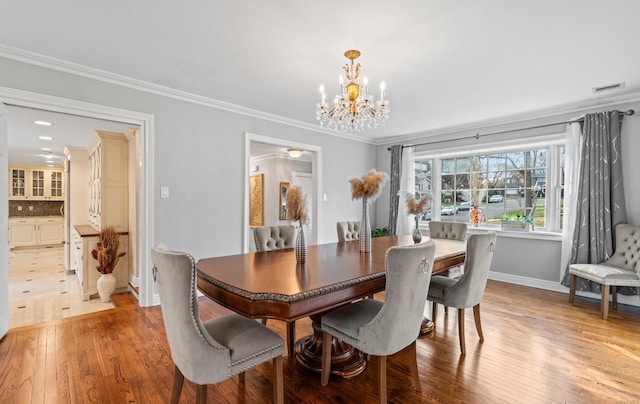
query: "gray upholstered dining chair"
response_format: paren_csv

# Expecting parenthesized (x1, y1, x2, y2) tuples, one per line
(428, 221, 467, 241)
(150, 246, 285, 404)
(569, 223, 640, 319)
(320, 241, 436, 403)
(337, 221, 360, 242)
(427, 232, 497, 355)
(428, 221, 468, 313)
(252, 225, 297, 252)
(252, 224, 297, 354)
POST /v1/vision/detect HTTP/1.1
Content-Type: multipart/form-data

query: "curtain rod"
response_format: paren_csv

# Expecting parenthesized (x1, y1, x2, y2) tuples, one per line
(387, 109, 635, 150)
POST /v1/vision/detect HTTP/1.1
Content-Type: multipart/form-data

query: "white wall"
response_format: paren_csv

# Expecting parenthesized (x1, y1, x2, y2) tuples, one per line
(375, 100, 640, 288)
(0, 57, 377, 261)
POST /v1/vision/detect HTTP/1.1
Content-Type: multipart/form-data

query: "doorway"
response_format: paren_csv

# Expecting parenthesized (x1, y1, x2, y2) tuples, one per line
(244, 133, 323, 252)
(0, 87, 154, 338)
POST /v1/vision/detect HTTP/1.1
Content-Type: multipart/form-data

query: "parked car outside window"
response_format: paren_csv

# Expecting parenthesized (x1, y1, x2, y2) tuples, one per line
(458, 201, 473, 211)
(488, 195, 504, 203)
(441, 206, 458, 215)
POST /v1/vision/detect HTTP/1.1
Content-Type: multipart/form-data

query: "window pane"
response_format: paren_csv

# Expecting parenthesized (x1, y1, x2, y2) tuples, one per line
(442, 158, 456, 174)
(506, 152, 525, 169)
(414, 159, 433, 223)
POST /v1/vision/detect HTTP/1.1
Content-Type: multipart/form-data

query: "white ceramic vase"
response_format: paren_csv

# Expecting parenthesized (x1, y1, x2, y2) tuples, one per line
(97, 273, 117, 303)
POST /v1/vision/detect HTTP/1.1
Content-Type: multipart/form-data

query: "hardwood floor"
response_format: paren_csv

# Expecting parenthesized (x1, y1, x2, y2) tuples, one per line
(1, 280, 639, 403)
(8, 245, 114, 328)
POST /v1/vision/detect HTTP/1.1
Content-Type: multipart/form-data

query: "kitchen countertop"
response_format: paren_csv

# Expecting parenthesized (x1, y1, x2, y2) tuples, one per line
(74, 225, 129, 238)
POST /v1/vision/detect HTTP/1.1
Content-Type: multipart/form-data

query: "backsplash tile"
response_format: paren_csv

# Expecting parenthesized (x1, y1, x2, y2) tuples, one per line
(9, 201, 64, 217)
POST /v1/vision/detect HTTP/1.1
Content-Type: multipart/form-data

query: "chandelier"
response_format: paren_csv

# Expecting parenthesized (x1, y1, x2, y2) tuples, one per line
(315, 50, 390, 132)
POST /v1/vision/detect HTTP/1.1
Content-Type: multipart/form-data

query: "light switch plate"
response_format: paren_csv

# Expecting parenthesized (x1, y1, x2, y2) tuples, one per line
(160, 187, 170, 199)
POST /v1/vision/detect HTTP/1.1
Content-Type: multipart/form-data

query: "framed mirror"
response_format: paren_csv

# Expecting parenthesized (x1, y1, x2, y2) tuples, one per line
(279, 182, 289, 220)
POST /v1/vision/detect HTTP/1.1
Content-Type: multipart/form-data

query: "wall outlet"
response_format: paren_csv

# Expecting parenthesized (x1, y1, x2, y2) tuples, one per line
(29, 206, 33, 211)
(160, 187, 169, 199)
(17, 206, 22, 211)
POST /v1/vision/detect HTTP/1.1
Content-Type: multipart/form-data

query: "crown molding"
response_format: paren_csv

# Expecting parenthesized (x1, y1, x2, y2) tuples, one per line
(0, 44, 376, 145)
(376, 91, 640, 146)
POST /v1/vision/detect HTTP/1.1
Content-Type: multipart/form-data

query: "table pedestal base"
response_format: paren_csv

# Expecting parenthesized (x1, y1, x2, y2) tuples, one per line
(420, 316, 435, 334)
(294, 315, 365, 378)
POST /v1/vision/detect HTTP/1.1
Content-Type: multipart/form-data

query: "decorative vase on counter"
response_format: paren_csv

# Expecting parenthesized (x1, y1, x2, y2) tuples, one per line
(360, 198, 371, 253)
(295, 221, 307, 264)
(412, 214, 422, 244)
(469, 205, 483, 227)
(97, 273, 117, 303)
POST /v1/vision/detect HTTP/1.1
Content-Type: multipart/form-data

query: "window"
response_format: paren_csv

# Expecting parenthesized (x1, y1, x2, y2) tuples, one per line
(415, 140, 565, 232)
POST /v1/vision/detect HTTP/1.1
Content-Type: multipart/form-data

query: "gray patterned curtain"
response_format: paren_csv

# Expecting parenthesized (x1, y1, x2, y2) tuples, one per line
(561, 110, 631, 293)
(387, 145, 403, 235)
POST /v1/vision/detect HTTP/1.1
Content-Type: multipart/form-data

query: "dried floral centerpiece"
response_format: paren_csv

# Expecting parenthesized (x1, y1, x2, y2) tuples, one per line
(404, 193, 429, 243)
(91, 226, 126, 302)
(285, 186, 309, 264)
(349, 169, 389, 252)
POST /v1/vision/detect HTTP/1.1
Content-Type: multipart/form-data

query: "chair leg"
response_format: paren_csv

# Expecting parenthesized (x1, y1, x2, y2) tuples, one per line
(612, 286, 618, 309)
(170, 365, 184, 404)
(321, 331, 332, 386)
(431, 302, 438, 323)
(458, 308, 466, 356)
(261, 318, 268, 325)
(473, 304, 484, 342)
(378, 355, 387, 404)
(569, 274, 576, 304)
(195, 384, 207, 404)
(406, 341, 421, 392)
(287, 322, 296, 358)
(601, 285, 610, 320)
(444, 306, 449, 315)
(238, 371, 246, 383)
(273, 356, 284, 404)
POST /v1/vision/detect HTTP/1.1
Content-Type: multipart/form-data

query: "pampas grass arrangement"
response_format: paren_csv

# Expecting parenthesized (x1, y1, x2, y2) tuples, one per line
(405, 193, 429, 215)
(91, 226, 126, 274)
(349, 169, 389, 202)
(286, 186, 308, 223)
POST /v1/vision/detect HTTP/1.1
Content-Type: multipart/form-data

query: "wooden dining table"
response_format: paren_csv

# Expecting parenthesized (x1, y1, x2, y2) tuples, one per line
(196, 235, 466, 378)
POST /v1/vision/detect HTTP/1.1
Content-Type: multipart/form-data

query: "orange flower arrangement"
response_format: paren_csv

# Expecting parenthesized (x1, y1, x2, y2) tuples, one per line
(91, 226, 126, 274)
(349, 169, 389, 202)
(469, 204, 482, 225)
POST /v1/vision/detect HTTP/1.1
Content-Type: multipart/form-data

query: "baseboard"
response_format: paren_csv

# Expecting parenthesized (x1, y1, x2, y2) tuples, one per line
(488, 271, 640, 308)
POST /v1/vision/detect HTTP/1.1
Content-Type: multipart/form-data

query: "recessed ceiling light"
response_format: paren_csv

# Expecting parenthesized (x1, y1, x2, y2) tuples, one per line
(46, 160, 54, 164)
(41, 147, 52, 151)
(38, 136, 53, 141)
(34, 120, 53, 126)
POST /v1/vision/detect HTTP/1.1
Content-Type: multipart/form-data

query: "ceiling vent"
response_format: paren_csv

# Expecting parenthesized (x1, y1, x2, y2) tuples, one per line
(592, 82, 625, 94)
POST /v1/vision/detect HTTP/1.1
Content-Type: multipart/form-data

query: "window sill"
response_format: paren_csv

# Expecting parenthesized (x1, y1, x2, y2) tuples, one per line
(467, 226, 562, 241)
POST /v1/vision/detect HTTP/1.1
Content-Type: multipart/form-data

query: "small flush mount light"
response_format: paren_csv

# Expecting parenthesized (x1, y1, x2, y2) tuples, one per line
(34, 120, 53, 126)
(287, 148, 303, 158)
(38, 136, 54, 141)
(41, 147, 52, 151)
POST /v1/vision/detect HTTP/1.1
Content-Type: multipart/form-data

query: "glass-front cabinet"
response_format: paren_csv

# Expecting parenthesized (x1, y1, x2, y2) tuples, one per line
(9, 167, 27, 199)
(8, 166, 64, 201)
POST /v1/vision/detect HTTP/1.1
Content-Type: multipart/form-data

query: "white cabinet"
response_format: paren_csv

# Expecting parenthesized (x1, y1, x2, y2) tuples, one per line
(74, 226, 129, 300)
(87, 131, 128, 231)
(8, 218, 37, 247)
(9, 166, 64, 201)
(8, 216, 64, 248)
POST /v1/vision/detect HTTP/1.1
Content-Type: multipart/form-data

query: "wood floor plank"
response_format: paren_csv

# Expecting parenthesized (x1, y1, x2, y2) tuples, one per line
(1, 280, 639, 403)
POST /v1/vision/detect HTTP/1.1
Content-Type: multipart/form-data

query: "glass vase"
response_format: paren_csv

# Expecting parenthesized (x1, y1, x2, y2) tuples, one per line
(412, 214, 422, 243)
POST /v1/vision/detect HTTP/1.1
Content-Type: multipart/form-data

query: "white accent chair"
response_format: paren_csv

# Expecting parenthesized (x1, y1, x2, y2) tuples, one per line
(337, 221, 360, 242)
(320, 241, 436, 403)
(427, 232, 497, 355)
(150, 246, 285, 404)
(569, 223, 640, 319)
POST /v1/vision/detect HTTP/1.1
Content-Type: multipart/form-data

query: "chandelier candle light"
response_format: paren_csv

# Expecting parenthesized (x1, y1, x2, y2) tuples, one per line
(316, 50, 390, 132)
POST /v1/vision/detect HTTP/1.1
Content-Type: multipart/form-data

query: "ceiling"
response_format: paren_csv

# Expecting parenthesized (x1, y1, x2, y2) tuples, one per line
(2, 1, 640, 148)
